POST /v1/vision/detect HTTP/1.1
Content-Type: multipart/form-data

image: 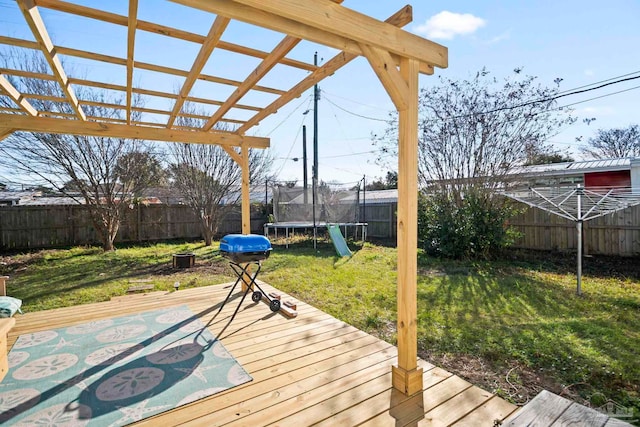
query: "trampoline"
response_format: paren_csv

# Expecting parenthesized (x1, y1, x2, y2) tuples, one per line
(264, 221, 367, 248)
(268, 185, 366, 248)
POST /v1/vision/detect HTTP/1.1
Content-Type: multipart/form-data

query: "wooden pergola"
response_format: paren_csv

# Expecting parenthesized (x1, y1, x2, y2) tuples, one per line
(0, 0, 447, 396)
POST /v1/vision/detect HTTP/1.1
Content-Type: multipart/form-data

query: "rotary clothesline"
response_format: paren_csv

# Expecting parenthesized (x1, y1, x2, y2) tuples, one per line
(502, 185, 640, 295)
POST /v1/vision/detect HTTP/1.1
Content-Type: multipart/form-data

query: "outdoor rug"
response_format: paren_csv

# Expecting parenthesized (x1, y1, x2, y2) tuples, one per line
(0, 305, 252, 425)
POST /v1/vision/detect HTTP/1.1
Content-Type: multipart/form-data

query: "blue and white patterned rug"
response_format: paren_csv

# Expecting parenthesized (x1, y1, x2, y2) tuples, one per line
(0, 305, 252, 426)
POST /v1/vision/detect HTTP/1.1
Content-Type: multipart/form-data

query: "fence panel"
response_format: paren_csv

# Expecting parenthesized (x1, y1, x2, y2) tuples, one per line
(0, 204, 266, 250)
(508, 203, 640, 256)
(361, 203, 396, 239)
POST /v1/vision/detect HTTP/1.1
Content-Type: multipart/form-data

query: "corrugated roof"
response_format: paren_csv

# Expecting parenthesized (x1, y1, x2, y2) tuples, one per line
(514, 157, 634, 177)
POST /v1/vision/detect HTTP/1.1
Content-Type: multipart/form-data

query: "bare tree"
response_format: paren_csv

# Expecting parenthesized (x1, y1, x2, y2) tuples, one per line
(375, 68, 576, 258)
(169, 107, 273, 245)
(376, 68, 575, 199)
(0, 52, 160, 251)
(579, 124, 640, 159)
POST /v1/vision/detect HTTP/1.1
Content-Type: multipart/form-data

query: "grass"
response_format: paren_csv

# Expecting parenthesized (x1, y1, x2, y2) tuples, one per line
(1, 238, 638, 419)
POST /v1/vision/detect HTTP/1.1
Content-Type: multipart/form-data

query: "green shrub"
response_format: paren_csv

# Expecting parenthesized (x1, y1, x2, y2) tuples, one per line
(418, 189, 520, 259)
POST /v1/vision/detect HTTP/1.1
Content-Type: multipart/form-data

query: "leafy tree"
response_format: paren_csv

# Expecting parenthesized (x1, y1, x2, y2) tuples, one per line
(114, 151, 166, 199)
(523, 142, 574, 165)
(365, 171, 398, 190)
(0, 52, 157, 251)
(579, 124, 640, 159)
(376, 67, 575, 258)
(169, 106, 273, 246)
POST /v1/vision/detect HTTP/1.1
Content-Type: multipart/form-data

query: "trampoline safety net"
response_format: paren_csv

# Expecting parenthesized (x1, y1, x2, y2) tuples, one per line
(272, 186, 360, 224)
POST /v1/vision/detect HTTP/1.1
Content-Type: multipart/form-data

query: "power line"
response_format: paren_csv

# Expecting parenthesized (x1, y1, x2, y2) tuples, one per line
(272, 97, 313, 178)
(555, 70, 640, 96)
(320, 150, 377, 159)
(443, 74, 640, 120)
(322, 95, 389, 122)
(553, 84, 640, 111)
(265, 94, 312, 137)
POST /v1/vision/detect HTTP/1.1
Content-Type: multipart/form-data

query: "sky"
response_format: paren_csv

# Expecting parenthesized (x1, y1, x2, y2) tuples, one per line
(1, 0, 639, 188)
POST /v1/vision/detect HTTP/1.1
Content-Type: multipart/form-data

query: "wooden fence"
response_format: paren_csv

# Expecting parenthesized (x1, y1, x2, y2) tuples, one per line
(0, 204, 267, 250)
(361, 203, 397, 239)
(2, 201, 638, 255)
(508, 203, 640, 256)
(359, 201, 640, 256)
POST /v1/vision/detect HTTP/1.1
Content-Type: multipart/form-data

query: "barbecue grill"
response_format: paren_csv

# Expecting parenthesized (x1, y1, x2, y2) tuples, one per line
(217, 234, 280, 323)
(220, 234, 272, 263)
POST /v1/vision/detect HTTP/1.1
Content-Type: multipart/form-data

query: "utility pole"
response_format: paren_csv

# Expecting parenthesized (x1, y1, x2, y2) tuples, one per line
(303, 125, 308, 204)
(312, 52, 319, 249)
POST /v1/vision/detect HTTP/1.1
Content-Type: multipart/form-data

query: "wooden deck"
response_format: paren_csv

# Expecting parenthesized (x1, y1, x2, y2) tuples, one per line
(6, 282, 518, 426)
(503, 390, 635, 427)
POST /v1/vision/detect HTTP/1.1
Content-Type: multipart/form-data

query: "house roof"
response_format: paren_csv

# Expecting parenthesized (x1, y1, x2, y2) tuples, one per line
(513, 157, 636, 178)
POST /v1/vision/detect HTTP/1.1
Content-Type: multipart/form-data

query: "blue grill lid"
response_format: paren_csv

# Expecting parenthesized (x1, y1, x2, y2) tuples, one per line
(220, 234, 272, 253)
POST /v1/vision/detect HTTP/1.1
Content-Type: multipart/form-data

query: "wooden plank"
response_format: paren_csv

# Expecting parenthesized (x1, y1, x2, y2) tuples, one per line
(136, 336, 394, 426)
(34, 0, 317, 72)
(0, 114, 270, 148)
(321, 365, 450, 427)
(0, 74, 38, 116)
(393, 56, 421, 395)
(503, 390, 572, 426)
(126, 0, 138, 124)
(48, 42, 284, 96)
(359, 43, 409, 111)
(552, 401, 609, 426)
(603, 417, 636, 426)
(17, 0, 86, 120)
(126, 284, 154, 293)
(219, 356, 397, 426)
(167, 15, 230, 128)
(418, 385, 494, 426)
(228, 0, 447, 68)
(452, 395, 518, 426)
(0, 128, 12, 141)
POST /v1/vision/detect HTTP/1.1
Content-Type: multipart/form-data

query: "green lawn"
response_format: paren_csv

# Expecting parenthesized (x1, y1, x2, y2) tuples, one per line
(1, 238, 638, 418)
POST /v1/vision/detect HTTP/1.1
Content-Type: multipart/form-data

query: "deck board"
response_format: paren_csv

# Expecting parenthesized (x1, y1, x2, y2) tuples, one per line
(503, 390, 634, 427)
(5, 281, 518, 426)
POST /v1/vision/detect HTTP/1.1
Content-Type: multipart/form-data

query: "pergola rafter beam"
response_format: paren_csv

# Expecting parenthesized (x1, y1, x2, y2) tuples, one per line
(359, 43, 409, 111)
(236, 6, 413, 134)
(1, 114, 270, 148)
(0, 128, 13, 141)
(126, 0, 138, 124)
(20, 93, 248, 125)
(171, 0, 434, 76)
(222, 146, 242, 164)
(34, 0, 317, 72)
(205, 35, 299, 131)
(176, 0, 446, 69)
(17, 0, 86, 121)
(0, 36, 284, 96)
(168, 16, 230, 128)
(0, 74, 39, 116)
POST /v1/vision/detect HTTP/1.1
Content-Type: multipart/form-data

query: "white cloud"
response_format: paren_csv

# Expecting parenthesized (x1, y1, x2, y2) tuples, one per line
(485, 30, 511, 45)
(584, 69, 595, 77)
(414, 11, 486, 40)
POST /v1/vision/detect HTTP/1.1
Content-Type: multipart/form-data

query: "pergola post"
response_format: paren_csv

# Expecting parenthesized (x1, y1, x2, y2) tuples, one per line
(392, 57, 422, 396)
(361, 44, 423, 396)
(240, 146, 252, 291)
